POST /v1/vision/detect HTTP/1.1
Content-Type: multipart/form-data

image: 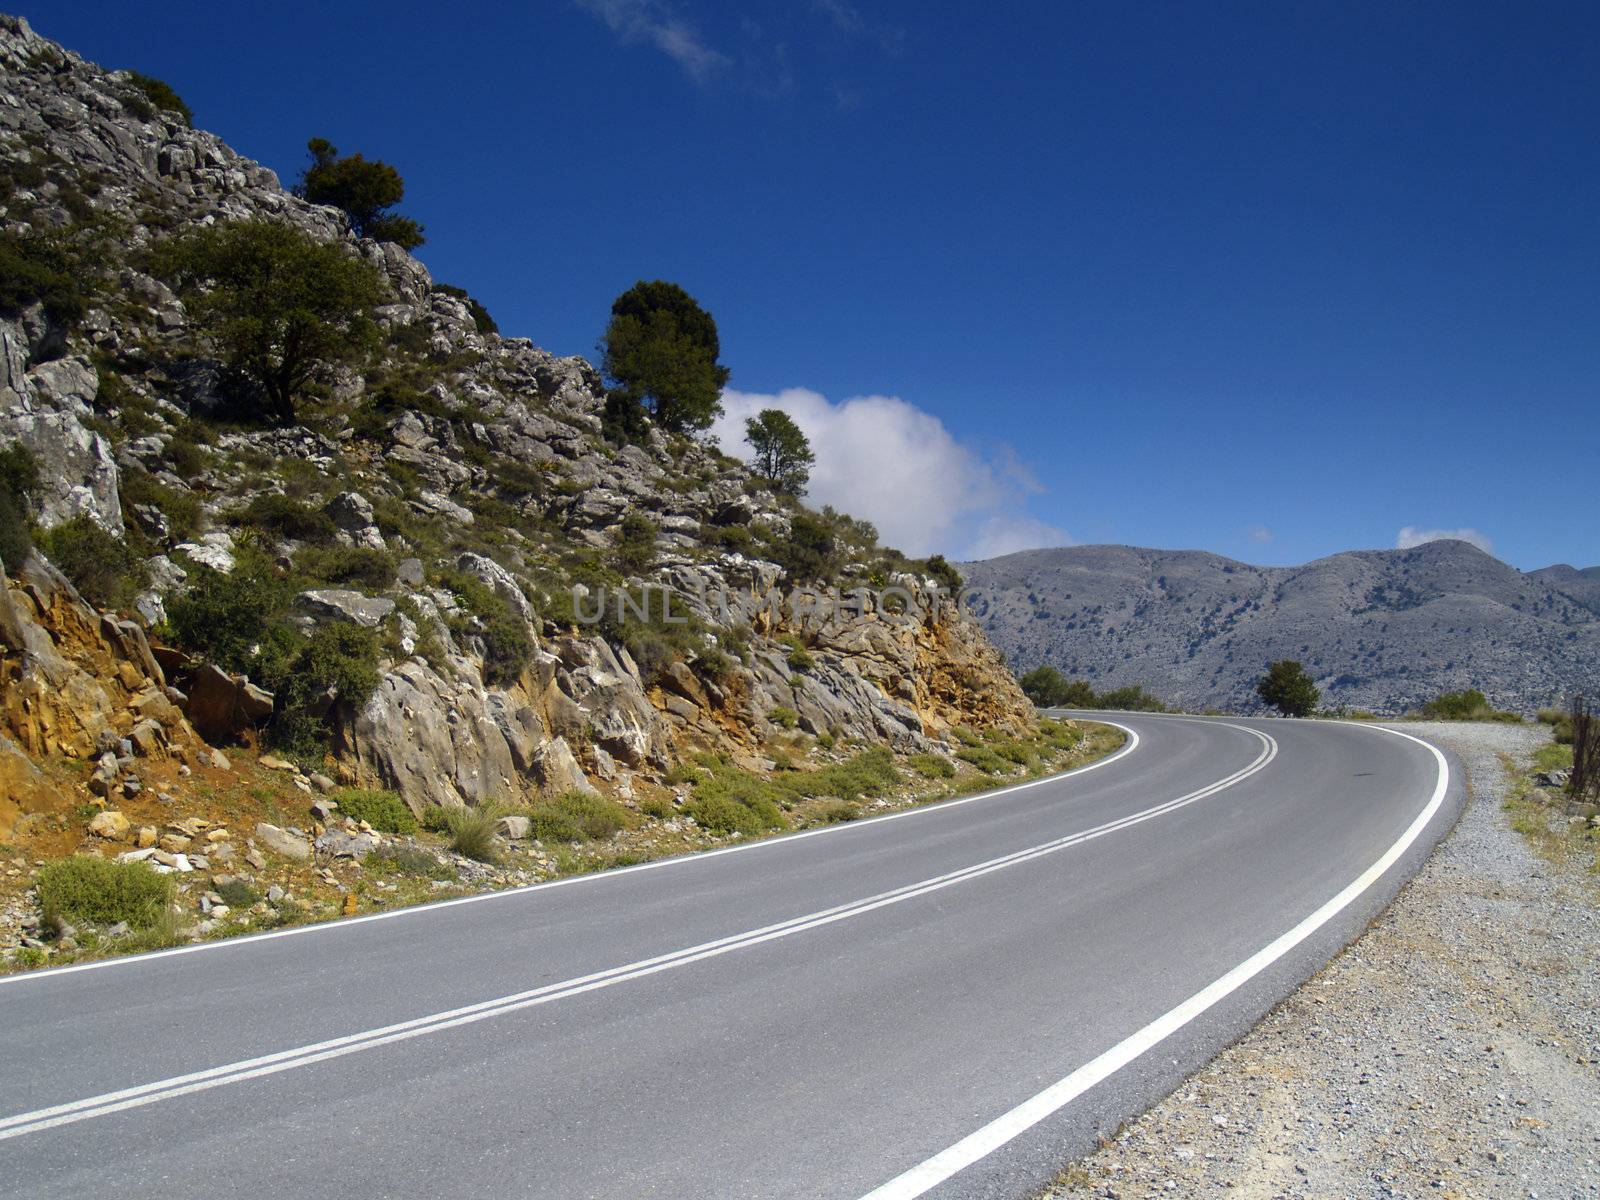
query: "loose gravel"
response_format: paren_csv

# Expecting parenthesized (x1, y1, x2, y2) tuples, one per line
(1041, 721, 1600, 1200)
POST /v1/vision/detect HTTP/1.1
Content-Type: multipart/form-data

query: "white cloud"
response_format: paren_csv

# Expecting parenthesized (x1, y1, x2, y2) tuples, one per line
(1248, 525, 1275, 544)
(1396, 525, 1493, 553)
(577, 0, 729, 82)
(712, 387, 1071, 560)
(966, 516, 1074, 560)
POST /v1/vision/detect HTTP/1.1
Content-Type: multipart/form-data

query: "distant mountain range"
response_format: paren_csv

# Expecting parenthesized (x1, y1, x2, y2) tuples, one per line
(958, 540, 1600, 714)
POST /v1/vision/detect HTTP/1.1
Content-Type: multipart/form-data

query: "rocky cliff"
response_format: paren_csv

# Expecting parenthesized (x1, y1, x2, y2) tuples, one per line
(0, 13, 1032, 835)
(960, 541, 1600, 714)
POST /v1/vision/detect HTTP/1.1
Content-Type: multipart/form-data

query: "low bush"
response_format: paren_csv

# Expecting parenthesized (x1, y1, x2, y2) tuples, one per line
(36, 855, 174, 930)
(437, 567, 534, 685)
(215, 879, 259, 909)
(908, 752, 956, 779)
(524, 791, 631, 843)
(425, 803, 504, 863)
(957, 745, 1010, 774)
(817, 801, 860, 823)
(126, 72, 192, 124)
(165, 556, 293, 674)
(638, 794, 675, 820)
(0, 442, 37, 571)
(331, 788, 418, 834)
(366, 843, 456, 881)
(35, 516, 148, 610)
(294, 543, 397, 590)
(430, 283, 498, 335)
(769, 706, 799, 729)
(612, 513, 658, 575)
(235, 493, 337, 544)
(687, 769, 788, 835)
(120, 467, 202, 542)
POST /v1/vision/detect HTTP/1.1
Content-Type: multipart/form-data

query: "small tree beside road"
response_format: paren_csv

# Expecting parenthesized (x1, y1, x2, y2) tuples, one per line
(1256, 659, 1319, 717)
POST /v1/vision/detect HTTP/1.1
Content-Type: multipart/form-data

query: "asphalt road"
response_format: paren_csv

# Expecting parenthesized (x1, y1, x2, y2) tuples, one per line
(0, 714, 1459, 1199)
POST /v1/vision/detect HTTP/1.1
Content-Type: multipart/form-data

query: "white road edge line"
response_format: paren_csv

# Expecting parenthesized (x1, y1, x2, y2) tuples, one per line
(0, 724, 1275, 1140)
(0, 721, 1144, 987)
(854, 721, 1449, 1200)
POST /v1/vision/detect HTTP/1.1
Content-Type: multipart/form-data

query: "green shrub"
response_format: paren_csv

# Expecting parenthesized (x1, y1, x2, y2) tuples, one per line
(769, 705, 799, 729)
(687, 791, 783, 836)
(294, 543, 397, 589)
(1421, 689, 1489, 719)
(35, 516, 148, 610)
(267, 623, 380, 753)
(768, 512, 837, 583)
(166, 557, 293, 674)
(800, 747, 898, 802)
(957, 745, 1009, 774)
(331, 788, 417, 834)
(923, 554, 962, 591)
(613, 513, 658, 574)
(639, 794, 674, 820)
(437, 567, 534, 685)
(524, 791, 630, 843)
(0, 489, 29, 572)
(119, 467, 201, 542)
(0, 442, 36, 571)
(126, 72, 192, 124)
(687, 769, 788, 835)
(0, 226, 96, 326)
(366, 843, 457, 881)
(425, 803, 503, 863)
(818, 800, 860, 823)
(908, 752, 956, 779)
(36, 855, 174, 930)
(215, 879, 259, 909)
(431, 283, 498, 335)
(236, 493, 337, 543)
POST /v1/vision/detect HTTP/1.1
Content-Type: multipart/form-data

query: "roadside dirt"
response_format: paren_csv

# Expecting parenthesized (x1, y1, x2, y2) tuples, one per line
(1041, 721, 1600, 1200)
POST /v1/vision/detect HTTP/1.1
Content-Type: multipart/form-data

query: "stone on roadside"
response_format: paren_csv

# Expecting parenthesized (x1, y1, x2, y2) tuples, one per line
(253, 822, 311, 861)
(88, 810, 130, 840)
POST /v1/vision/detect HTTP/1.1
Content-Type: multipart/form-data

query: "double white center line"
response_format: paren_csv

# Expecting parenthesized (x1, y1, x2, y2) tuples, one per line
(0, 724, 1275, 1141)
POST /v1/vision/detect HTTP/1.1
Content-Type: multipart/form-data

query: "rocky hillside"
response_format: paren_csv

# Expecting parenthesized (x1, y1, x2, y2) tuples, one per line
(960, 541, 1600, 714)
(0, 13, 1034, 844)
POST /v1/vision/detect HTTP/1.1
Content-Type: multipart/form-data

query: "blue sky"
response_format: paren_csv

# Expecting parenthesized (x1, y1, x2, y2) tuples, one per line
(25, 1, 1600, 568)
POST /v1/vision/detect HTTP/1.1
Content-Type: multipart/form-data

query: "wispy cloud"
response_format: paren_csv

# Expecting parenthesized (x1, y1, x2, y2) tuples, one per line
(712, 387, 1069, 560)
(1396, 525, 1493, 554)
(576, 0, 729, 83)
(1248, 524, 1275, 544)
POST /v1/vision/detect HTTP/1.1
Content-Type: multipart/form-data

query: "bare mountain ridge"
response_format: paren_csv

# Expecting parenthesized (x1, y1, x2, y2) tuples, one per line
(959, 540, 1600, 714)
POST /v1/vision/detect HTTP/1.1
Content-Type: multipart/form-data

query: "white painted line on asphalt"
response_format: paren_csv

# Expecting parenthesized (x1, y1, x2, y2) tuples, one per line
(0, 725, 1274, 1140)
(855, 721, 1449, 1200)
(0, 721, 1142, 987)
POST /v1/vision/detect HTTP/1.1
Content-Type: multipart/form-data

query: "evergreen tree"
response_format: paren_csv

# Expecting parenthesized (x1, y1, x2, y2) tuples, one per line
(1256, 659, 1320, 717)
(744, 408, 815, 494)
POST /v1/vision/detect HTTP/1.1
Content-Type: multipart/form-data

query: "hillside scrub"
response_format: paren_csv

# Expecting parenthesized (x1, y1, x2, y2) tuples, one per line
(36, 856, 174, 931)
(1420, 689, 1522, 722)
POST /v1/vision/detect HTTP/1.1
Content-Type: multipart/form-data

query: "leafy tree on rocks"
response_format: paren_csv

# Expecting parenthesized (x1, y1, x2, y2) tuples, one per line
(294, 138, 425, 249)
(1256, 659, 1319, 717)
(156, 220, 382, 425)
(599, 280, 729, 434)
(744, 408, 815, 495)
(1019, 665, 1071, 707)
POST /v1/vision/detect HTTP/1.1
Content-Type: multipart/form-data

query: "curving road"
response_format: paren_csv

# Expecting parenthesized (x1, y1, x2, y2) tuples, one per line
(0, 715, 1459, 1199)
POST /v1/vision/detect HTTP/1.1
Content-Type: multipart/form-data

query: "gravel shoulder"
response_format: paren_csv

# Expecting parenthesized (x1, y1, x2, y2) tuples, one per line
(1041, 720, 1600, 1200)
